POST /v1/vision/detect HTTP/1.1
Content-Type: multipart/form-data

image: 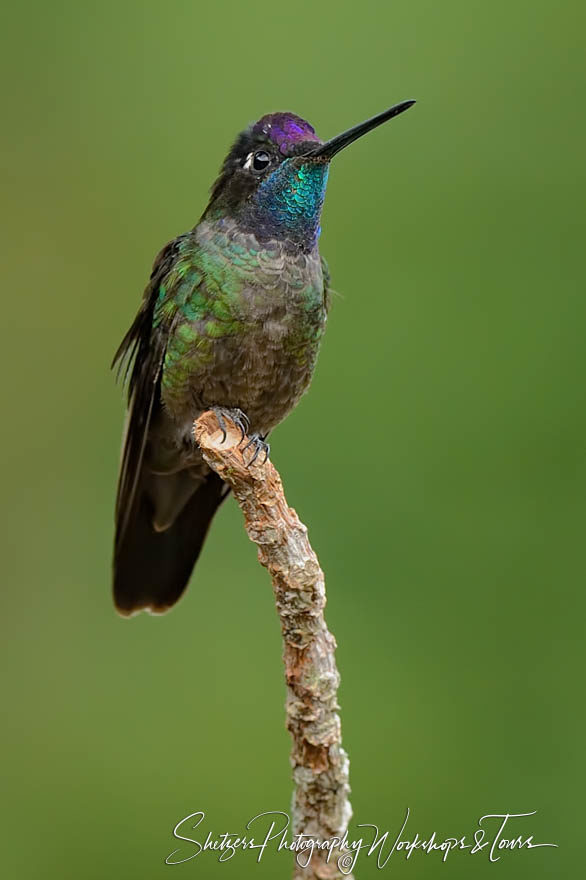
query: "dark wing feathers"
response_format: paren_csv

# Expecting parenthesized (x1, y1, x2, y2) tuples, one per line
(112, 237, 184, 546)
(112, 234, 233, 615)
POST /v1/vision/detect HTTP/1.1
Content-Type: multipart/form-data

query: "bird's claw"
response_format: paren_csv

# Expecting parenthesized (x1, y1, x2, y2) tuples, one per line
(212, 407, 250, 444)
(242, 433, 270, 466)
(210, 408, 267, 464)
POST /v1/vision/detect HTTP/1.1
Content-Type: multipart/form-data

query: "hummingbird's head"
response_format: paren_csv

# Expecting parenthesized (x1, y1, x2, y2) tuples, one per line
(204, 111, 326, 249)
(204, 102, 415, 251)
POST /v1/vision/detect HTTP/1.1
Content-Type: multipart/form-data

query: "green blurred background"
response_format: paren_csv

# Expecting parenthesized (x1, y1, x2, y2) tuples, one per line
(1, 0, 583, 876)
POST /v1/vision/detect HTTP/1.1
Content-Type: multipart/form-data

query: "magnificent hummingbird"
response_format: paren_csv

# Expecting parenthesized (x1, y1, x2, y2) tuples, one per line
(113, 99, 416, 615)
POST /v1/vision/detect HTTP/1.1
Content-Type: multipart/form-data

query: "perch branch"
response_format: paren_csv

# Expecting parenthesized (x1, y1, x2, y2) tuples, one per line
(194, 411, 354, 879)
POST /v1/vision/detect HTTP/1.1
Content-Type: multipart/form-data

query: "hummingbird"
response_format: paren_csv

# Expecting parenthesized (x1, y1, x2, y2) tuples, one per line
(113, 99, 415, 616)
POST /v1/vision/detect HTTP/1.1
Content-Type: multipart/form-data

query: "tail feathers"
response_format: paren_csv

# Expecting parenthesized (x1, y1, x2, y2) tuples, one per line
(113, 472, 227, 616)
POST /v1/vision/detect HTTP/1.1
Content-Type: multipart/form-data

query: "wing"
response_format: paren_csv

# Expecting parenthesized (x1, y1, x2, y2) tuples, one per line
(112, 236, 187, 546)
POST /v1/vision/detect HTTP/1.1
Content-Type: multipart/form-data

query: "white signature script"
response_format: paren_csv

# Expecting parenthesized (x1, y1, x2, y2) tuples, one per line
(165, 808, 557, 871)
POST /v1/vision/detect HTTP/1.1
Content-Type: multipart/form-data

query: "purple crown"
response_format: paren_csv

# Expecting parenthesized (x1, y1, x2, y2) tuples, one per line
(251, 113, 321, 156)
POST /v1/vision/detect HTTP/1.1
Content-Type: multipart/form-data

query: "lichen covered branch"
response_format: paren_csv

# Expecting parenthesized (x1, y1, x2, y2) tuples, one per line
(194, 411, 353, 879)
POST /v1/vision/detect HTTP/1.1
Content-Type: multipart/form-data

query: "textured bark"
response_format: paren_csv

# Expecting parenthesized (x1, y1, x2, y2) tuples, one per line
(194, 411, 354, 879)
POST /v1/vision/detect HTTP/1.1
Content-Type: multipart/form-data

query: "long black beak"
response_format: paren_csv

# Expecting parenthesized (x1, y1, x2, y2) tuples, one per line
(306, 99, 416, 161)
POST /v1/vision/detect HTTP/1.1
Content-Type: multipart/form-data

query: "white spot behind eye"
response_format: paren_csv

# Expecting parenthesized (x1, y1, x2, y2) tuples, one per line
(243, 152, 254, 170)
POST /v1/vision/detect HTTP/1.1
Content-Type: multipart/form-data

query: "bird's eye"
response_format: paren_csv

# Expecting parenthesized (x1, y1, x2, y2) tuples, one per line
(252, 150, 271, 172)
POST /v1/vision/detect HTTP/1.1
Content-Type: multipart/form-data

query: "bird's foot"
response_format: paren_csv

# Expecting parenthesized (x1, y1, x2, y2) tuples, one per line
(242, 433, 270, 466)
(211, 406, 250, 444)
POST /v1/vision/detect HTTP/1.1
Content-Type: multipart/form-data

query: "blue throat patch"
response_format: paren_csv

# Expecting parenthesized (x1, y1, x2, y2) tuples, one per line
(248, 160, 329, 250)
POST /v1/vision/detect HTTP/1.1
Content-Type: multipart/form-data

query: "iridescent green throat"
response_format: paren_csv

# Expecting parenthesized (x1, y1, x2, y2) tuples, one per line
(245, 160, 329, 251)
